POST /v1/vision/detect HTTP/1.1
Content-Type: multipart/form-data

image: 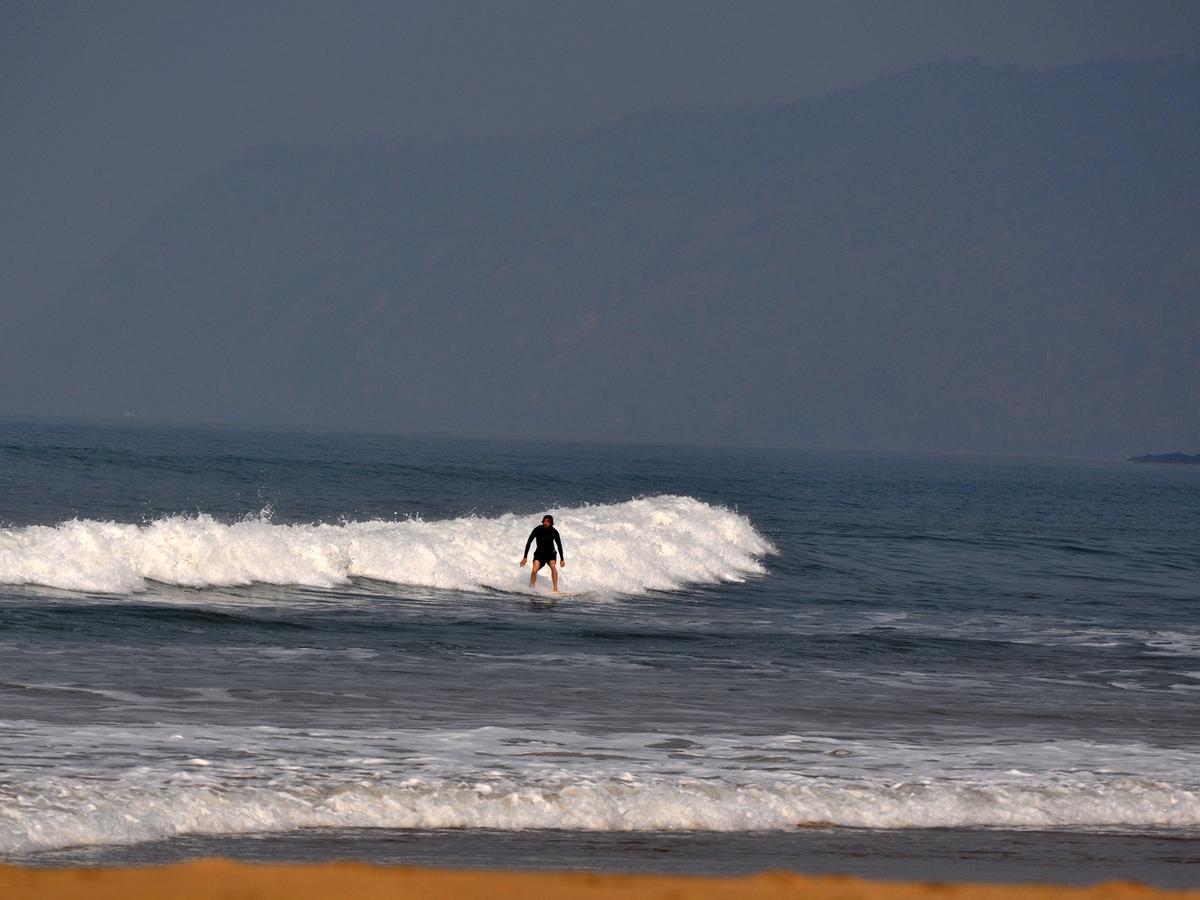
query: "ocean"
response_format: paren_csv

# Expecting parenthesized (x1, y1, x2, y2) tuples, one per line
(1, 420, 1198, 885)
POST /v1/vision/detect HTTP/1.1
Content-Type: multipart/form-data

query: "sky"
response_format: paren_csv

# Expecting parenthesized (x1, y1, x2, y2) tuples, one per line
(3, 0, 1199, 332)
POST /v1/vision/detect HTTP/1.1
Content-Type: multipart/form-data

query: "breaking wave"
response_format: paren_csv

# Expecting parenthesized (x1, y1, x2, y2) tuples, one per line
(4, 774, 1198, 855)
(4, 722, 1198, 854)
(0, 495, 772, 595)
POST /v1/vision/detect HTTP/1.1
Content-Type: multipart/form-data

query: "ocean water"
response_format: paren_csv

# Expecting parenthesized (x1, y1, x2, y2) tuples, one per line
(1, 420, 1198, 882)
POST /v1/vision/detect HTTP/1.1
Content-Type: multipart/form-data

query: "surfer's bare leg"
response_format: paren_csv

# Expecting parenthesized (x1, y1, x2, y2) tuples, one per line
(529, 560, 542, 587)
(548, 559, 559, 592)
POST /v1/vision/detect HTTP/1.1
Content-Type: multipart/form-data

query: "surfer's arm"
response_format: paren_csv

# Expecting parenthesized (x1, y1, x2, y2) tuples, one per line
(554, 531, 564, 563)
(521, 529, 537, 559)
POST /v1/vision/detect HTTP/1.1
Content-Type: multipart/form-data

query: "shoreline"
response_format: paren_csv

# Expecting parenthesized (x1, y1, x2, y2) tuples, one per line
(12, 826, 1200, 888)
(3, 861, 1200, 900)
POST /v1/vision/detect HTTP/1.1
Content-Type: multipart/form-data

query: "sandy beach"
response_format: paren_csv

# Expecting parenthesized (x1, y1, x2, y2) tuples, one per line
(2, 861, 1199, 900)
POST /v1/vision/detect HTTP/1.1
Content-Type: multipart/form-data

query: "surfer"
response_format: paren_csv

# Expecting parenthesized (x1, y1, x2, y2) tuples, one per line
(520, 515, 565, 592)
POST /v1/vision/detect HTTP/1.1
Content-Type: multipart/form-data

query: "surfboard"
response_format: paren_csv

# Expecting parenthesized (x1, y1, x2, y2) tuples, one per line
(487, 586, 590, 599)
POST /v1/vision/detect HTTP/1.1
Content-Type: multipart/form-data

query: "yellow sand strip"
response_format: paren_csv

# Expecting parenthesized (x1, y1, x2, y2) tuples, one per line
(1, 861, 1198, 900)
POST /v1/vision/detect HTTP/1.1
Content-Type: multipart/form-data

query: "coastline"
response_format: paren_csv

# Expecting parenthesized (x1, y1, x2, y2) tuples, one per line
(3, 860, 1200, 900)
(13, 827, 1200, 888)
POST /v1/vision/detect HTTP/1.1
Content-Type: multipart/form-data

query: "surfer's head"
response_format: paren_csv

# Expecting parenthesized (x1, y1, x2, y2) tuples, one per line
(542, 515, 554, 527)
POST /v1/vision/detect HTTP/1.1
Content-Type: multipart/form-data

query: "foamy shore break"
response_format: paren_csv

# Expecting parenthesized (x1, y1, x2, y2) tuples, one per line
(2, 862, 1198, 900)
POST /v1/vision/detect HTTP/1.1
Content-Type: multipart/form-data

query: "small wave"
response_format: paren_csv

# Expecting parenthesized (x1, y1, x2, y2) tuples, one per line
(4, 723, 1198, 853)
(0, 496, 773, 596)
(3, 774, 1198, 854)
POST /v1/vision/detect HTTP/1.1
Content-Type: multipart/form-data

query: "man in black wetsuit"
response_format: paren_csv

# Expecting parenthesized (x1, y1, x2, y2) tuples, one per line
(520, 515, 565, 592)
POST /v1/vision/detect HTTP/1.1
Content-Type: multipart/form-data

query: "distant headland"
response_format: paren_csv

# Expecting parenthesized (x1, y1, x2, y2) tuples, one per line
(1127, 452, 1200, 465)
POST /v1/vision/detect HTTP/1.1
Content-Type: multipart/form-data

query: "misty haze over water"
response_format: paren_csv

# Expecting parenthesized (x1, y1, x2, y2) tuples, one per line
(3, 58, 1198, 457)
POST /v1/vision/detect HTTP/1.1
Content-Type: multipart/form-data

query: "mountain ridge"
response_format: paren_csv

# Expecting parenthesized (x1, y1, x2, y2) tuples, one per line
(4, 57, 1198, 455)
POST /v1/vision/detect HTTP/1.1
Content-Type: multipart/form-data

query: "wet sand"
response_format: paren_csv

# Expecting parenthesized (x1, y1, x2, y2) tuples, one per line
(3, 861, 1200, 900)
(15, 827, 1200, 888)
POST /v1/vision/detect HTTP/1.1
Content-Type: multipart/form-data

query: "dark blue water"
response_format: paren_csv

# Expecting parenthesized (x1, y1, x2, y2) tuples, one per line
(1, 419, 1198, 881)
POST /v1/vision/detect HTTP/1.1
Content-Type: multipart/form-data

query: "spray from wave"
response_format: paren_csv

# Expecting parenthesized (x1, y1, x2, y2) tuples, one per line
(0, 495, 773, 595)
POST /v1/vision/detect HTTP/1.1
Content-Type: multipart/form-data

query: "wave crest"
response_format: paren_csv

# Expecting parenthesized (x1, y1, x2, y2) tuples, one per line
(0, 496, 773, 595)
(4, 774, 1198, 854)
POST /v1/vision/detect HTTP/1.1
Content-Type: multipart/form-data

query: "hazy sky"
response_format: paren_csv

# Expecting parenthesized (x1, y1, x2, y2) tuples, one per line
(3, 0, 1199, 329)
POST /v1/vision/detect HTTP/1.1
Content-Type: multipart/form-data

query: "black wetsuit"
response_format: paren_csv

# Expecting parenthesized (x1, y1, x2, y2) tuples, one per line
(523, 525, 564, 564)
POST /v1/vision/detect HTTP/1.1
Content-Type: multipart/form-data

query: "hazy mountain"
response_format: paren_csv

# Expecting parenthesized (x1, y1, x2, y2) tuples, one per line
(4, 58, 1197, 456)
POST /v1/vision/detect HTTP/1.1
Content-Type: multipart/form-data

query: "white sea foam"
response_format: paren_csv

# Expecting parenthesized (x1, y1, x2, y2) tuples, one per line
(3, 722, 1199, 854)
(3, 772, 1198, 855)
(0, 495, 772, 595)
